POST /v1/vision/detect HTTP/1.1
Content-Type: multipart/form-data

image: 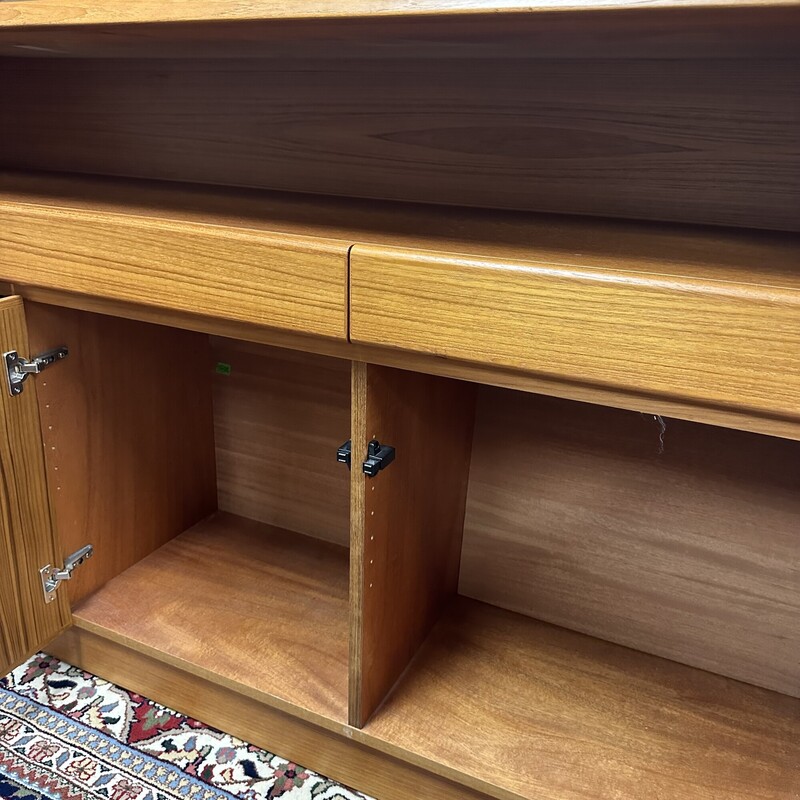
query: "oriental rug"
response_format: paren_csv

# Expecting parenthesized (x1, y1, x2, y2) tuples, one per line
(0, 654, 372, 800)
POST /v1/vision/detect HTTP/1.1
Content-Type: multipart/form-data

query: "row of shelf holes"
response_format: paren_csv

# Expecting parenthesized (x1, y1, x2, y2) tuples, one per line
(368, 436, 376, 588)
(43, 383, 61, 492)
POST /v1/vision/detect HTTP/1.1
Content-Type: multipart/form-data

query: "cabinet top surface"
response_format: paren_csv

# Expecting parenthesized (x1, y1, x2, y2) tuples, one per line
(1, 1, 799, 59)
(1, 1, 798, 27)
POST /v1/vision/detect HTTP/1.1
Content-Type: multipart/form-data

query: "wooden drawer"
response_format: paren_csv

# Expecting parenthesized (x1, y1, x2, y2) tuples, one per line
(350, 244, 800, 418)
(0, 202, 348, 339)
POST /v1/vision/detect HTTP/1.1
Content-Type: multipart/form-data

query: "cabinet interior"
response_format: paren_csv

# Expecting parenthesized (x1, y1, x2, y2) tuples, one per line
(27, 303, 352, 723)
(22, 302, 799, 795)
(3, 39, 798, 799)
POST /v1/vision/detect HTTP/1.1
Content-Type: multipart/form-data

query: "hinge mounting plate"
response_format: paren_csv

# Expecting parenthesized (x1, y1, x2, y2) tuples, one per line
(40, 544, 93, 604)
(4, 346, 68, 397)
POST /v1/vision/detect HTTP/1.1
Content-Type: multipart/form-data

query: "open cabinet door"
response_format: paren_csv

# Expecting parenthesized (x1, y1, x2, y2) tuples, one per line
(0, 295, 70, 675)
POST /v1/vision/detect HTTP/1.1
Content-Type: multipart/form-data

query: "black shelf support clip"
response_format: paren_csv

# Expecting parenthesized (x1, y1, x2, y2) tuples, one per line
(337, 440, 352, 470)
(362, 439, 396, 478)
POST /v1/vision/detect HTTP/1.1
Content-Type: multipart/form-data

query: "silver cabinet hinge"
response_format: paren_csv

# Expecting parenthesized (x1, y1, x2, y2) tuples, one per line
(4, 346, 68, 396)
(40, 544, 93, 603)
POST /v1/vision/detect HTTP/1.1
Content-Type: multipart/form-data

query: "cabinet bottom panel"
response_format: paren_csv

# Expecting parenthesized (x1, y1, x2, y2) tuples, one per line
(72, 512, 350, 728)
(363, 598, 800, 800)
(52, 593, 800, 800)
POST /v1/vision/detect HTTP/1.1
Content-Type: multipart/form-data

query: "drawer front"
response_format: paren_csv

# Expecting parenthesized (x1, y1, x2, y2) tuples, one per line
(350, 245, 800, 417)
(0, 204, 348, 339)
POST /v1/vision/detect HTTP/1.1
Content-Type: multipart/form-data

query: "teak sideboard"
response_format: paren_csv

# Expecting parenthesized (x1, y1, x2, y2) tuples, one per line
(0, 3, 799, 799)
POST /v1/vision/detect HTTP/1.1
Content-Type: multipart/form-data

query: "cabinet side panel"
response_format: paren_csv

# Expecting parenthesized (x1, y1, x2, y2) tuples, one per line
(460, 387, 800, 697)
(26, 303, 218, 605)
(0, 295, 69, 673)
(350, 364, 476, 727)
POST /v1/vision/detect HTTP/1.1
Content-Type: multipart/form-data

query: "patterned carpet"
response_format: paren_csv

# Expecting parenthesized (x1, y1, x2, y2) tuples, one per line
(0, 654, 373, 800)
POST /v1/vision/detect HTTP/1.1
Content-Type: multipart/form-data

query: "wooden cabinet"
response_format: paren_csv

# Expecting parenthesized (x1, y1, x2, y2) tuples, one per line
(0, 294, 795, 800)
(0, 4, 799, 799)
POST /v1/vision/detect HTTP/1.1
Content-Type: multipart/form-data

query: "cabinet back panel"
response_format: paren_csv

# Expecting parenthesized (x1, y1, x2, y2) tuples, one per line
(460, 388, 800, 697)
(27, 304, 218, 605)
(211, 338, 350, 547)
(1, 57, 799, 231)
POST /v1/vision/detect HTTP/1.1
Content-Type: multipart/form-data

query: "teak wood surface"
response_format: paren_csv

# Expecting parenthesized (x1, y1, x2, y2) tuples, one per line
(17, 280, 800, 442)
(364, 599, 800, 800)
(74, 512, 351, 727)
(0, 296, 69, 674)
(3, 57, 799, 230)
(1, 172, 799, 441)
(4, 0, 800, 26)
(349, 363, 475, 727)
(461, 388, 800, 697)
(350, 243, 800, 423)
(0, 2, 798, 59)
(0, 199, 348, 339)
(26, 303, 218, 605)
(2, 7, 799, 799)
(212, 338, 351, 547)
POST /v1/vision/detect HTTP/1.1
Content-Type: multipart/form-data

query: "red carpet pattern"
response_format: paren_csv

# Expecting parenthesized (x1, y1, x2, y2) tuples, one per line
(0, 654, 372, 800)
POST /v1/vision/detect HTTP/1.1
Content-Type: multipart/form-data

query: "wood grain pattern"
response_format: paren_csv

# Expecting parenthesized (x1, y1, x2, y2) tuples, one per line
(5, 171, 799, 285)
(350, 244, 800, 422)
(212, 338, 351, 546)
(461, 388, 800, 697)
(74, 512, 350, 726)
(349, 363, 475, 727)
(0, 296, 70, 675)
(4, 172, 800, 438)
(365, 598, 800, 800)
(0, 200, 348, 339)
(4, 1, 800, 27)
(17, 281, 800, 442)
(26, 303, 218, 605)
(49, 626, 494, 800)
(2, 57, 799, 230)
(0, 3, 798, 59)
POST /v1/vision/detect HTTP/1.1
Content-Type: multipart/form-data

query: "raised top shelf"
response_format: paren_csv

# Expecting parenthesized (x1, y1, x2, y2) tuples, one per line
(1, 0, 798, 58)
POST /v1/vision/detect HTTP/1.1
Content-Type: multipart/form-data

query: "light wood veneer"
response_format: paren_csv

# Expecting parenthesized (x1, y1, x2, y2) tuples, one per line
(350, 243, 800, 421)
(0, 2, 798, 60)
(365, 599, 800, 800)
(74, 512, 351, 727)
(212, 338, 351, 547)
(0, 197, 348, 339)
(2, 171, 798, 439)
(27, 303, 218, 605)
(350, 364, 475, 726)
(461, 388, 800, 697)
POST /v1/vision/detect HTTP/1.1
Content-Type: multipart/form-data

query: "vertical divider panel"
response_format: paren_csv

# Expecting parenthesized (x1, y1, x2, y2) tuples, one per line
(349, 362, 476, 728)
